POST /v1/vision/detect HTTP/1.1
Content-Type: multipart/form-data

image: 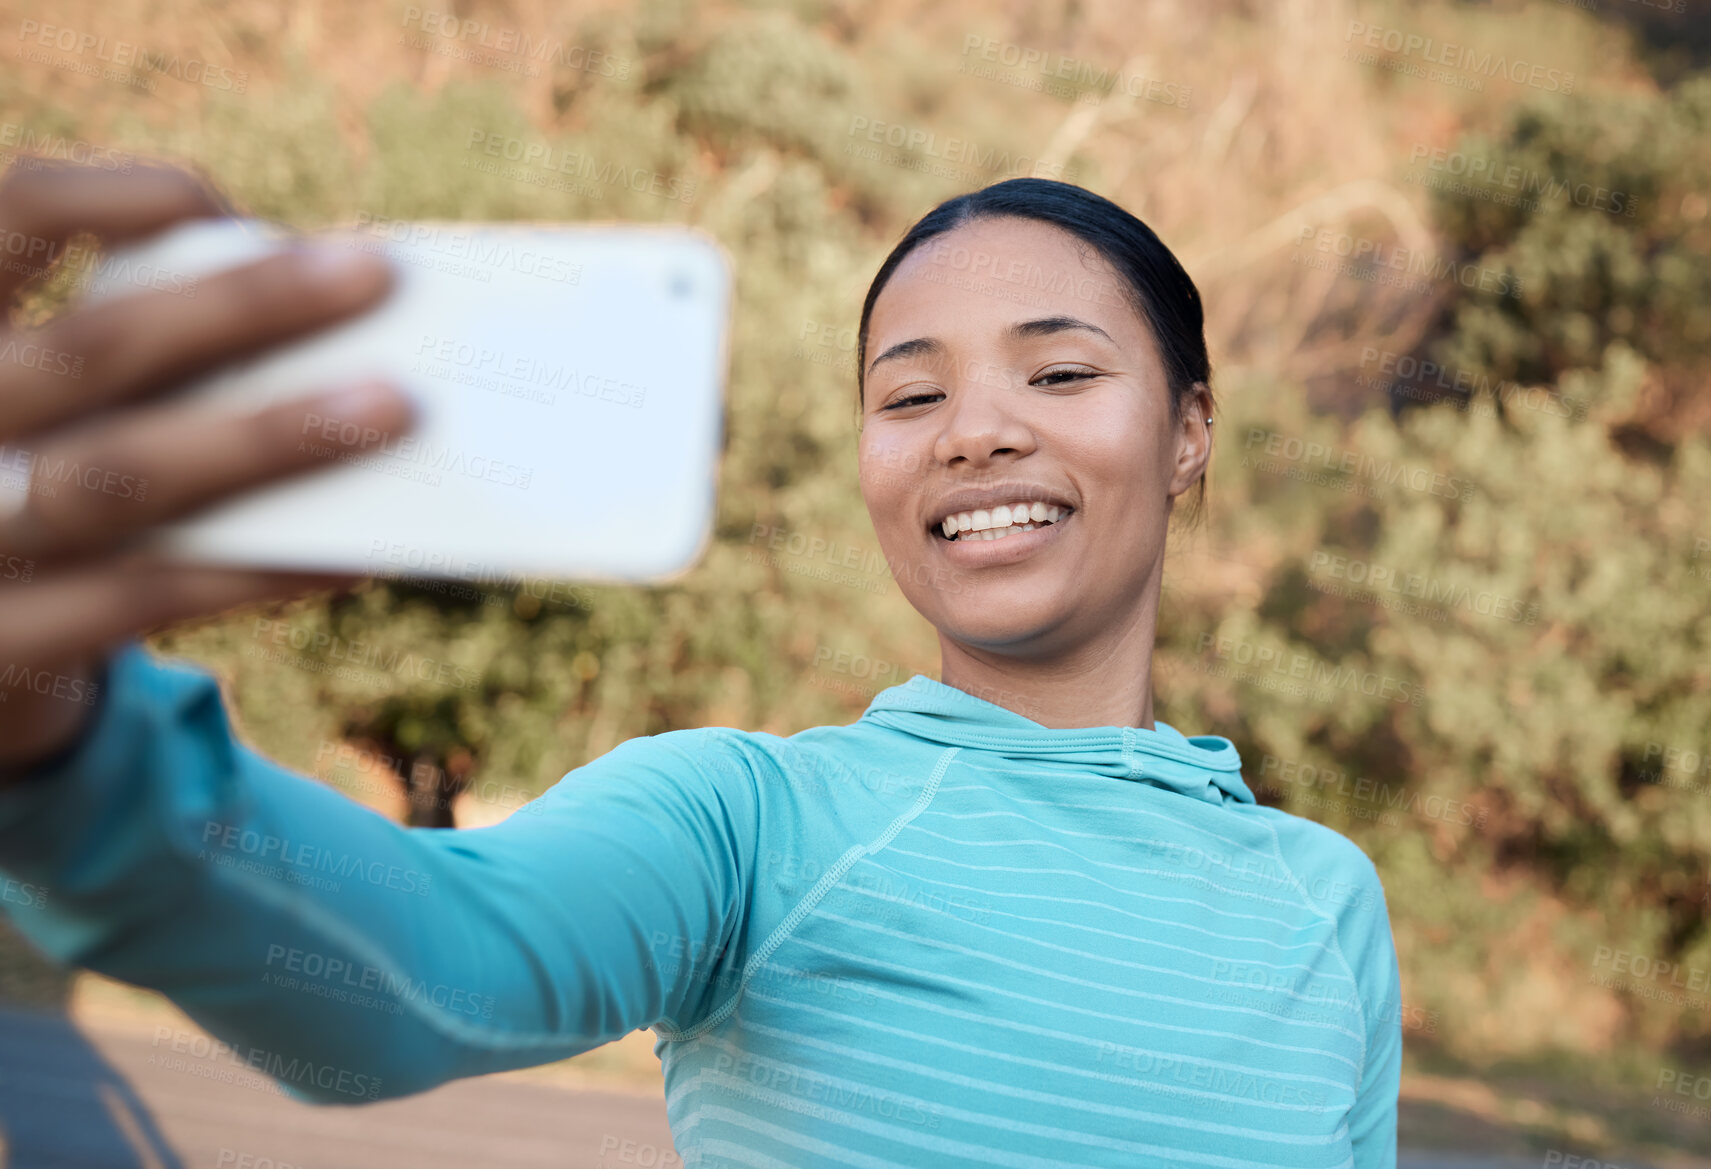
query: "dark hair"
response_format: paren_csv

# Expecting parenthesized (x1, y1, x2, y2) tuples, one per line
(856, 177, 1214, 522)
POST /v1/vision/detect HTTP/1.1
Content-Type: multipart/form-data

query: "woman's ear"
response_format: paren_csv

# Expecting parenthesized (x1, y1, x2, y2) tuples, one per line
(1168, 382, 1214, 498)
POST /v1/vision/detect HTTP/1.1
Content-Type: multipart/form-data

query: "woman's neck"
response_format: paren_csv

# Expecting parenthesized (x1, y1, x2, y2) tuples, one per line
(935, 602, 1162, 731)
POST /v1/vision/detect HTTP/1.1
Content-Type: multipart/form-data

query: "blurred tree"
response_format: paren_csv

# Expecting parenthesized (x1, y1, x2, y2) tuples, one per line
(1417, 77, 1711, 444)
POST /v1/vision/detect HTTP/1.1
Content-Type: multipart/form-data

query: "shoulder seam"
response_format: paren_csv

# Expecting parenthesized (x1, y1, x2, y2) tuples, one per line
(1250, 815, 1372, 1087)
(655, 744, 961, 1042)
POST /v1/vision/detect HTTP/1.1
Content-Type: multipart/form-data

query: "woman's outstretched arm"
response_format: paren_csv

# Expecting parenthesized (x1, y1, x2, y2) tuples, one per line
(0, 157, 759, 1103)
(0, 640, 760, 1103)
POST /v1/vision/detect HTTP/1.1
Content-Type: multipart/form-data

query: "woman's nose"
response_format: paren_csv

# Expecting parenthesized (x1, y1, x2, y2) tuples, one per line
(931, 368, 1033, 467)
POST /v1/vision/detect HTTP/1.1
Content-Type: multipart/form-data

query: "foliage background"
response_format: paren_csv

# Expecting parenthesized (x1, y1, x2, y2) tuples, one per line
(3, 0, 1710, 1155)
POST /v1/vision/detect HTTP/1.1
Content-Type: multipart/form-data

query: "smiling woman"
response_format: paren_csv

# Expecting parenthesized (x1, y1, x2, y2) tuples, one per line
(0, 165, 1400, 1169)
(855, 180, 1218, 732)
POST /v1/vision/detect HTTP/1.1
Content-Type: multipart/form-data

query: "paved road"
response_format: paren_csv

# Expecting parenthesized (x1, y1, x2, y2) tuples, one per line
(0, 1004, 1580, 1169)
(0, 1005, 678, 1168)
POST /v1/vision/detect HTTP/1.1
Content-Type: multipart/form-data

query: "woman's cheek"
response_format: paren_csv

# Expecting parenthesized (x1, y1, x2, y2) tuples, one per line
(860, 439, 931, 506)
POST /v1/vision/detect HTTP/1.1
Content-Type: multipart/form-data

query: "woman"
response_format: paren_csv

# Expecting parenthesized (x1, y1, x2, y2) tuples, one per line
(0, 161, 1401, 1167)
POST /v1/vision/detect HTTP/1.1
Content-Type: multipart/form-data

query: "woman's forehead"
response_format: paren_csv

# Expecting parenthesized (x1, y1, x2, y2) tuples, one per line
(870, 218, 1146, 350)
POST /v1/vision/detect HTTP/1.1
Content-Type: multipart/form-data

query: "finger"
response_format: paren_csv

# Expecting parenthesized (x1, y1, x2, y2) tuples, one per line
(0, 555, 368, 674)
(0, 158, 229, 306)
(0, 378, 415, 561)
(0, 244, 394, 442)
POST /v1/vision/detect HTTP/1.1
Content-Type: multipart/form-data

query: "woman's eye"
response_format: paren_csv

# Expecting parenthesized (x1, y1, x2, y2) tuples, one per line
(883, 391, 943, 410)
(1033, 368, 1097, 386)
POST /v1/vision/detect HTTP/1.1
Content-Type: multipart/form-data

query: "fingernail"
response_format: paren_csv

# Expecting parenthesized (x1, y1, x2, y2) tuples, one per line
(314, 380, 412, 424)
(293, 243, 389, 287)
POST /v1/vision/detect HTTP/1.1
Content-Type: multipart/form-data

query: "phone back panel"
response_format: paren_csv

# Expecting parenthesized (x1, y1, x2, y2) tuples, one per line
(87, 218, 730, 585)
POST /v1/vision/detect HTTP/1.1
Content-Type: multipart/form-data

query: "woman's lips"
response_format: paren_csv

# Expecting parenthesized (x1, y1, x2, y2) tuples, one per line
(930, 509, 1073, 563)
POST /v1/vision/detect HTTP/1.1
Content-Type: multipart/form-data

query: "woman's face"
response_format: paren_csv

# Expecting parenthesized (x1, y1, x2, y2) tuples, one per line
(857, 216, 1210, 660)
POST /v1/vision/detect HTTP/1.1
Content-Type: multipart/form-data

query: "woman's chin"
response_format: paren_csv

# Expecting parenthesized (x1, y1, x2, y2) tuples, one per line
(924, 599, 1076, 655)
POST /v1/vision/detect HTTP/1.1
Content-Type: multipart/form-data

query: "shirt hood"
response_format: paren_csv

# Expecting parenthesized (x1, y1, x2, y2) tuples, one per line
(860, 674, 1254, 807)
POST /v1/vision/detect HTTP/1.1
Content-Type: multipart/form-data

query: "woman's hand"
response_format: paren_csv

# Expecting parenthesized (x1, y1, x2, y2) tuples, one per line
(0, 159, 416, 779)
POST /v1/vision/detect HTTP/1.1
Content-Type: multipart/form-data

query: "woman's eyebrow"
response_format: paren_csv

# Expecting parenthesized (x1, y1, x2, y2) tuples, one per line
(1008, 315, 1115, 344)
(866, 316, 1114, 379)
(866, 336, 944, 378)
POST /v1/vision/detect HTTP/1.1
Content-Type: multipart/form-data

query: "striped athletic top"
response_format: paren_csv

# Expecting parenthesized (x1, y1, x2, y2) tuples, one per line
(0, 642, 1401, 1167)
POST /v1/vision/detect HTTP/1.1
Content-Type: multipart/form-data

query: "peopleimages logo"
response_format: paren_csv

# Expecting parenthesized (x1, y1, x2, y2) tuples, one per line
(199, 818, 434, 896)
(1405, 144, 1636, 218)
(262, 944, 496, 1020)
(351, 214, 584, 284)
(399, 7, 632, 78)
(955, 35, 1193, 110)
(148, 1026, 379, 1100)
(1242, 427, 1474, 502)
(17, 20, 250, 93)
(844, 115, 1077, 182)
(462, 131, 696, 204)
(0, 122, 134, 171)
(1196, 631, 1427, 708)
(0, 661, 100, 706)
(1295, 225, 1523, 298)
(1342, 21, 1576, 94)
(1356, 346, 1587, 422)
(1308, 550, 1540, 626)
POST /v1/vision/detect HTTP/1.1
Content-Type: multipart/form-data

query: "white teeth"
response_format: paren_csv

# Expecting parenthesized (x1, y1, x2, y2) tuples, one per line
(935, 500, 1071, 542)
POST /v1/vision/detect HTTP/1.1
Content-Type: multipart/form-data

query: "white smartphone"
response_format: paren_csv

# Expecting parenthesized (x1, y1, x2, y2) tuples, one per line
(73, 217, 731, 585)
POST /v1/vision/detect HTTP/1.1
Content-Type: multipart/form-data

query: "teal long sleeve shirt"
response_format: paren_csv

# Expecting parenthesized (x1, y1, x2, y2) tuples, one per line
(0, 643, 1402, 1168)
